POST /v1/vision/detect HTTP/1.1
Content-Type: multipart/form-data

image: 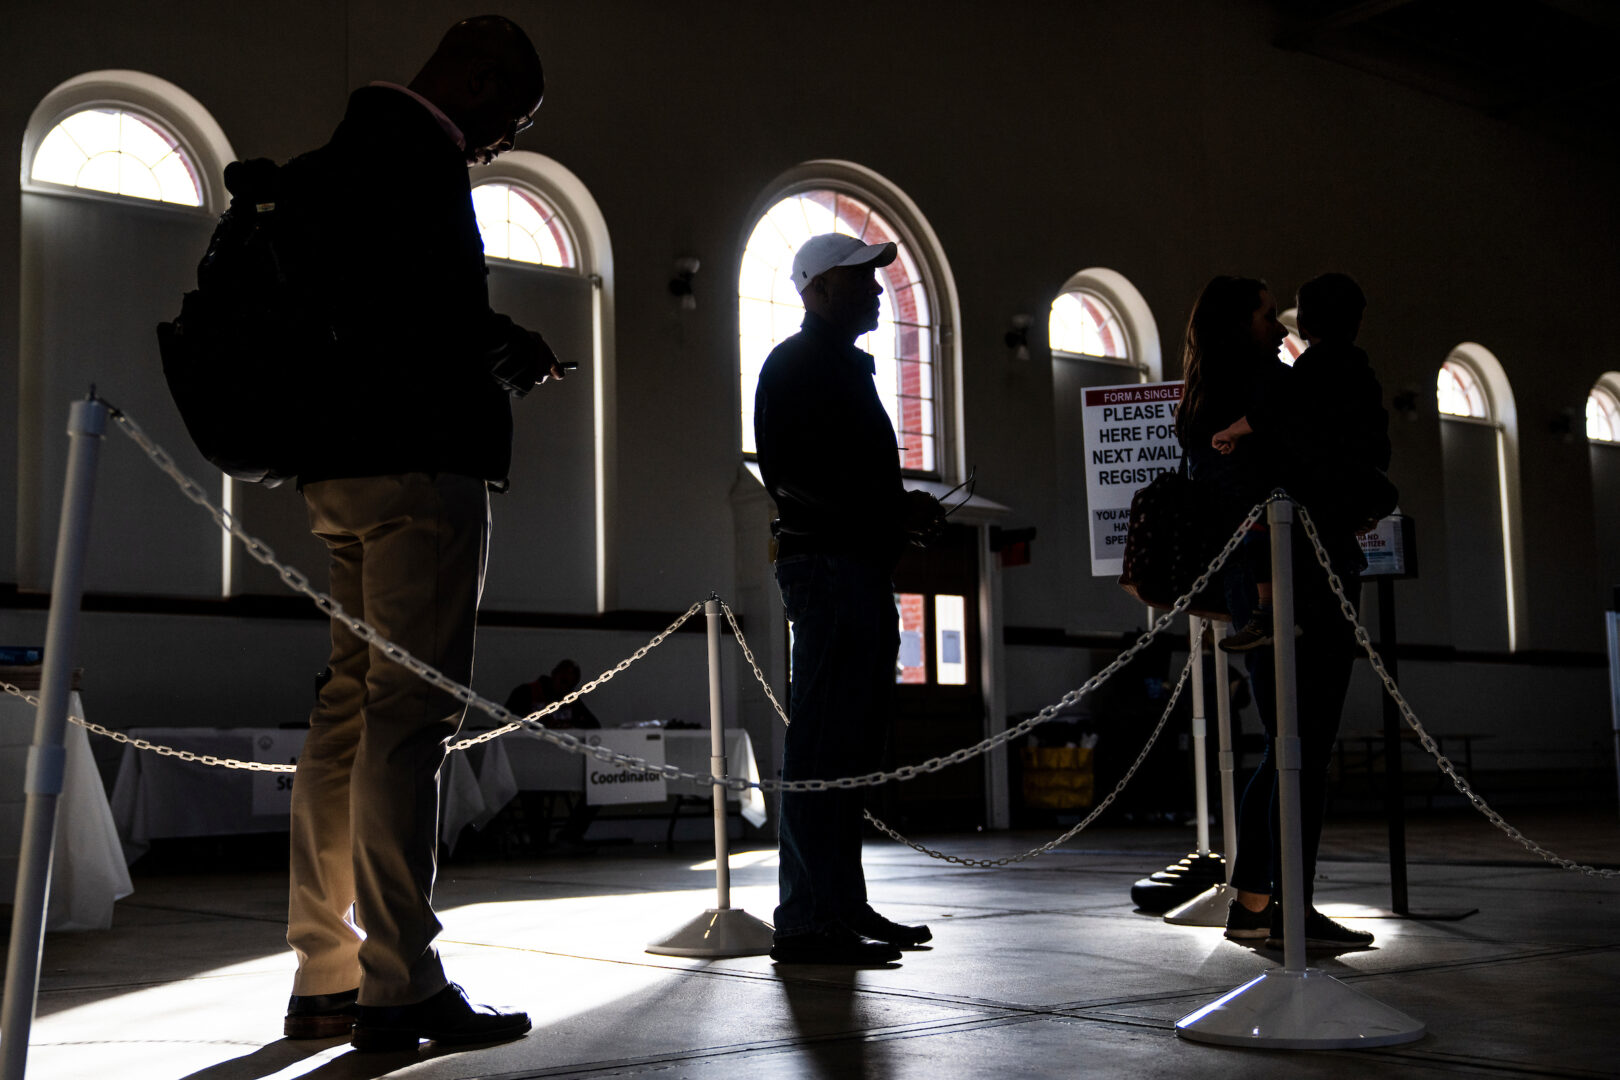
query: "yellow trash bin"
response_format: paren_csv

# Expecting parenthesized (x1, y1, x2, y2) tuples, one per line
(1020, 745, 1096, 810)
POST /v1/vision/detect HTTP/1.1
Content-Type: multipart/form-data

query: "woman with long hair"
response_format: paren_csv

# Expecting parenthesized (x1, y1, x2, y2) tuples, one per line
(1176, 275, 1287, 626)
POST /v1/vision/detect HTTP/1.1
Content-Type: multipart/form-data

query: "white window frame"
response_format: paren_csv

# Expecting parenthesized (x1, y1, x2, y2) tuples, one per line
(1440, 343, 1526, 651)
(1050, 268, 1161, 380)
(737, 159, 965, 485)
(1278, 307, 1308, 367)
(1588, 374, 1620, 445)
(469, 151, 618, 611)
(20, 70, 232, 216)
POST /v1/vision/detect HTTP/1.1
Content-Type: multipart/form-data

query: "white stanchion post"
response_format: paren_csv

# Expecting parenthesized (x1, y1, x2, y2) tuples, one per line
(1164, 619, 1238, 926)
(2, 395, 108, 1080)
(707, 599, 732, 912)
(1214, 622, 1238, 881)
(1177, 497, 1425, 1049)
(1189, 616, 1210, 857)
(646, 598, 775, 957)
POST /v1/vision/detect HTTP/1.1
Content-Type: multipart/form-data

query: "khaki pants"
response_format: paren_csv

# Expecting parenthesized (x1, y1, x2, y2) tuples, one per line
(288, 472, 489, 1006)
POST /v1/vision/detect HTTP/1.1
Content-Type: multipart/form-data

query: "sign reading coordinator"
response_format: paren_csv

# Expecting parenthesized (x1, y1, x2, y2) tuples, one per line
(1081, 381, 1183, 577)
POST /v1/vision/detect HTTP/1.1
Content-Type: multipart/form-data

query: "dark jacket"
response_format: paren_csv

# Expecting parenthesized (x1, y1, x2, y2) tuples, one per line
(293, 86, 530, 485)
(753, 313, 906, 568)
(1250, 340, 1396, 565)
(1281, 340, 1395, 530)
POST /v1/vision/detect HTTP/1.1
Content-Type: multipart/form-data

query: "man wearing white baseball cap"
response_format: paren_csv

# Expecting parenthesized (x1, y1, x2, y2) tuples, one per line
(753, 232, 944, 965)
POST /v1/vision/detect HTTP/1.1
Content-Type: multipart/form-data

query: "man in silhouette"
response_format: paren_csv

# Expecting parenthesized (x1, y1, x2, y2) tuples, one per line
(753, 233, 945, 964)
(284, 16, 562, 1051)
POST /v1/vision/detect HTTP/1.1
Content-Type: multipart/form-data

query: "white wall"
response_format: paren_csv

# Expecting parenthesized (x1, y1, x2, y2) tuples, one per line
(4, 0, 1618, 804)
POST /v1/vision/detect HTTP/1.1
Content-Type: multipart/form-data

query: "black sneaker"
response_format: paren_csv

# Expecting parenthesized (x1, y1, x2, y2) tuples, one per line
(1224, 898, 1273, 940)
(350, 983, 531, 1052)
(1266, 908, 1375, 949)
(843, 907, 932, 947)
(770, 925, 902, 965)
(1222, 612, 1275, 653)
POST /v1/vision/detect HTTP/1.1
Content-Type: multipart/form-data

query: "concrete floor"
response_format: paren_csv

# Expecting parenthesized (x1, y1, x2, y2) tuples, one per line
(7, 809, 1620, 1080)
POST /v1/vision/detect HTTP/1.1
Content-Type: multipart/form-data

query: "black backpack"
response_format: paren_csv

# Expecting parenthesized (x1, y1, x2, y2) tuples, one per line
(157, 156, 333, 487)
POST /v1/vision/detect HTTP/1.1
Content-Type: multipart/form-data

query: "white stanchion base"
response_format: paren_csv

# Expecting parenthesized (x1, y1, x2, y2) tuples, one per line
(1162, 882, 1237, 927)
(646, 908, 776, 957)
(1176, 968, 1425, 1049)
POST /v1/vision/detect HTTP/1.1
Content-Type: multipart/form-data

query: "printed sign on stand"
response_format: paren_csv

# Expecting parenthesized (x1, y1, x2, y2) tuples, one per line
(1359, 513, 1418, 578)
(251, 729, 306, 816)
(585, 730, 669, 805)
(1081, 381, 1184, 576)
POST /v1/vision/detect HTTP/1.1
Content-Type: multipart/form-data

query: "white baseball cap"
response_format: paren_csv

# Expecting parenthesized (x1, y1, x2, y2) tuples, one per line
(790, 233, 897, 292)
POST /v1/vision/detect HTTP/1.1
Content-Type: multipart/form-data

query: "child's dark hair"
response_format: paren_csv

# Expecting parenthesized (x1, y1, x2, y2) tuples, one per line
(1296, 272, 1365, 342)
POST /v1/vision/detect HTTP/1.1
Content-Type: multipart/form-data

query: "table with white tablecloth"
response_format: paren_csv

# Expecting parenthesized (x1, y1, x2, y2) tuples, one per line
(110, 725, 767, 858)
(1, 692, 133, 930)
(109, 726, 305, 861)
(442, 728, 767, 850)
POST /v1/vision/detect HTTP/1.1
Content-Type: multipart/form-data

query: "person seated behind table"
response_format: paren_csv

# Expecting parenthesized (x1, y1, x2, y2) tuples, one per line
(504, 659, 599, 729)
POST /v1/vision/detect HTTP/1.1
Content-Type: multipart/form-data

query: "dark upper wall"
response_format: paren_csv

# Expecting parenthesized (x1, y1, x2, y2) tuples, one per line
(3, 0, 1615, 648)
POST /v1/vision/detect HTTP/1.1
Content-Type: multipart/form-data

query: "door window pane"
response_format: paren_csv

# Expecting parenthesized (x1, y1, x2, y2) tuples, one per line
(896, 592, 927, 684)
(934, 594, 967, 686)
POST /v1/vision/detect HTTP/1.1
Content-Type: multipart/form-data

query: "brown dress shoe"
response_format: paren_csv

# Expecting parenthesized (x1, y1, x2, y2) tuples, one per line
(284, 988, 358, 1039)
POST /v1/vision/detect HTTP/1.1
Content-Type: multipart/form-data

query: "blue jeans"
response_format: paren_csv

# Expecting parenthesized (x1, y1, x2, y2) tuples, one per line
(1230, 542, 1361, 907)
(773, 553, 899, 938)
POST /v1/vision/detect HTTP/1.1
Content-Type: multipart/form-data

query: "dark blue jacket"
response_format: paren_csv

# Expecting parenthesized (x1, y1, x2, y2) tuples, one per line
(754, 313, 906, 568)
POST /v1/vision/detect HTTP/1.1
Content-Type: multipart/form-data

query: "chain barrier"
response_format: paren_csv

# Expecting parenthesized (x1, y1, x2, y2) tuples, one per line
(86, 404, 1263, 793)
(1294, 503, 1619, 880)
(866, 622, 1205, 868)
(0, 600, 698, 774)
(15, 404, 1604, 878)
(722, 596, 1211, 867)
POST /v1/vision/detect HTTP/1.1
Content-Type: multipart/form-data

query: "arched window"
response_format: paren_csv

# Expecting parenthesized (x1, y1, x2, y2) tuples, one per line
(1589, 373, 1620, 598)
(739, 165, 959, 478)
(471, 180, 576, 268)
(1436, 345, 1525, 651)
(1049, 268, 1161, 380)
(17, 71, 233, 599)
(739, 189, 935, 471)
(466, 152, 614, 613)
(29, 107, 202, 207)
(1048, 268, 1160, 628)
(1438, 358, 1490, 419)
(1050, 290, 1128, 362)
(1278, 308, 1307, 366)
(1587, 384, 1620, 444)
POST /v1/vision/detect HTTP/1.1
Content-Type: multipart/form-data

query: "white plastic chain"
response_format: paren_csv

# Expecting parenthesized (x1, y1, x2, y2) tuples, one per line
(92, 403, 1261, 793)
(0, 602, 696, 774)
(21, 402, 1609, 880)
(1293, 502, 1620, 880)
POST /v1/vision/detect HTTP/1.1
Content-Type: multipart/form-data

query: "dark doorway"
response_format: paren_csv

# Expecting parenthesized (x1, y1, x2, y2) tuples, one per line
(879, 523, 984, 832)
